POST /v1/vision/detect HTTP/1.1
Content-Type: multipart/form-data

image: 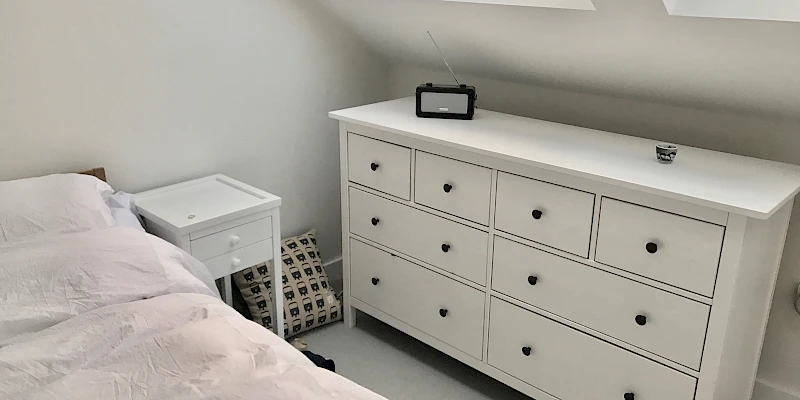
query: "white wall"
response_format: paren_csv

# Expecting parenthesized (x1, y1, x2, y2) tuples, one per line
(390, 65, 800, 399)
(0, 0, 388, 264)
(319, 0, 800, 122)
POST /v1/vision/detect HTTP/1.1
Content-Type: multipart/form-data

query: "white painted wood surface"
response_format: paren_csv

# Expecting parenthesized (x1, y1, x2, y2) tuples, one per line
(348, 123, 730, 227)
(349, 187, 489, 285)
(189, 216, 273, 261)
(491, 288, 700, 378)
(414, 151, 493, 225)
(136, 175, 284, 338)
(493, 236, 710, 370)
(330, 98, 800, 219)
(203, 240, 273, 281)
(595, 198, 725, 297)
(347, 133, 412, 200)
(333, 103, 800, 400)
(495, 172, 595, 257)
(349, 296, 560, 400)
(350, 238, 486, 359)
(697, 202, 795, 400)
(137, 174, 280, 235)
(340, 126, 357, 328)
(488, 297, 697, 400)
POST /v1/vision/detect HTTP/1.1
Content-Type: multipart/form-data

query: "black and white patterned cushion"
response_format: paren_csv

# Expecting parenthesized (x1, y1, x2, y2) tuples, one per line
(234, 230, 342, 337)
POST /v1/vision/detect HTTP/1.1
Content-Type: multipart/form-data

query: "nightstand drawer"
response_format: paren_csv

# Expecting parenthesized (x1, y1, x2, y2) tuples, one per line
(190, 216, 272, 261)
(348, 133, 412, 200)
(204, 239, 273, 280)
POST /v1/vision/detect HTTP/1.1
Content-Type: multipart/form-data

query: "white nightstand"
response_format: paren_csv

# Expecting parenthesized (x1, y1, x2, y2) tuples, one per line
(136, 174, 284, 338)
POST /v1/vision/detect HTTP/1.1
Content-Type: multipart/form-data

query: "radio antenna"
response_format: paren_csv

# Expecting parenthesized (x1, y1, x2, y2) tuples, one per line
(428, 31, 460, 86)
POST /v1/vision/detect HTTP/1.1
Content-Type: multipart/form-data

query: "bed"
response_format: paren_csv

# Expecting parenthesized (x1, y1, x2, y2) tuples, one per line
(0, 169, 385, 400)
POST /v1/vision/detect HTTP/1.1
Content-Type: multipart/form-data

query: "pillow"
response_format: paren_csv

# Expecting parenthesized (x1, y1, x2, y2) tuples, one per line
(234, 230, 342, 338)
(103, 191, 145, 232)
(0, 174, 116, 243)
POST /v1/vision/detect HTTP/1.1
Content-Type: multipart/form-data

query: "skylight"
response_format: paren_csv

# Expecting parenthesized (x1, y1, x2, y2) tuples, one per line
(434, 0, 596, 11)
(663, 0, 800, 22)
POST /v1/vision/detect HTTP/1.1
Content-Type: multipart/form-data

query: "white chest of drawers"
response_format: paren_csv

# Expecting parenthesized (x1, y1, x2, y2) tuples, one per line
(330, 98, 800, 400)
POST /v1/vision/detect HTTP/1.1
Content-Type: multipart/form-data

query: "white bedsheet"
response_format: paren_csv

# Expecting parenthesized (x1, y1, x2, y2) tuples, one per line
(0, 227, 384, 400)
(0, 227, 216, 345)
(0, 293, 384, 400)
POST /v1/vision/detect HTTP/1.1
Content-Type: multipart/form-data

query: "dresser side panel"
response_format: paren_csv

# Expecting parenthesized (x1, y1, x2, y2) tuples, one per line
(698, 201, 793, 400)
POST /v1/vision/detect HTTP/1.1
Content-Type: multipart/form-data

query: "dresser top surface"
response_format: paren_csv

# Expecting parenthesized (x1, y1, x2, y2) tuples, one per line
(330, 97, 800, 219)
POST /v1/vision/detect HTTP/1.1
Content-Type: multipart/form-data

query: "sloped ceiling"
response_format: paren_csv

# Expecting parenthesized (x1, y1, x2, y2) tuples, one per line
(317, 0, 800, 120)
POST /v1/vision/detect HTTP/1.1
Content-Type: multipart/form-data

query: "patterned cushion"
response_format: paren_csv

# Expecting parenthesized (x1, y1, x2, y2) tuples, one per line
(233, 230, 342, 337)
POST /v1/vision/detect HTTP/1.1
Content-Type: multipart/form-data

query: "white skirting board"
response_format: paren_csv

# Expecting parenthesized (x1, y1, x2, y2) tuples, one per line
(745, 380, 798, 400)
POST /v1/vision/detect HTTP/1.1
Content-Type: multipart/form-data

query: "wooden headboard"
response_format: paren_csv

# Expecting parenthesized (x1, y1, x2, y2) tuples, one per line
(78, 168, 107, 182)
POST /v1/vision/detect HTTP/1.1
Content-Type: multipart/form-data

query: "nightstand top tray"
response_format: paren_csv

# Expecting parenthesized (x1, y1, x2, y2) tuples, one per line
(136, 174, 281, 234)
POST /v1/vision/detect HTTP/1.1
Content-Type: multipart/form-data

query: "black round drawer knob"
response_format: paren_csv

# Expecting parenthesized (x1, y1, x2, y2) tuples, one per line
(528, 275, 538, 286)
(624, 393, 635, 400)
(370, 162, 379, 171)
(636, 315, 647, 326)
(371, 277, 380, 285)
(531, 209, 543, 220)
(441, 244, 451, 253)
(443, 183, 453, 193)
(521, 346, 532, 356)
(371, 217, 380, 226)
(646, 242, 658, 254)
(439, 308, 448, 318)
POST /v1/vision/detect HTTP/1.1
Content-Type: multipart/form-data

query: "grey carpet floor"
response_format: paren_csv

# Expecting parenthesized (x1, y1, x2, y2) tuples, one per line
(301, 312, 530, 400)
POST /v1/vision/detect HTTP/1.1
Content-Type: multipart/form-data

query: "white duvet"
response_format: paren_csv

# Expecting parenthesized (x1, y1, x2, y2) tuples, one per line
(0, 228, 384, 400)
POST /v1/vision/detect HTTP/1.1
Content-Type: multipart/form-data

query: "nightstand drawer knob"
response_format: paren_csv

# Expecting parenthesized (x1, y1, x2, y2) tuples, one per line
(231, 258, 242, 268)
(230, 236, 241, 245)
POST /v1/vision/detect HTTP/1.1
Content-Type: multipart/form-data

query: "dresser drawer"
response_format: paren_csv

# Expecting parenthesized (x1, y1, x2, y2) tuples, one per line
(350, 239, 485, 359)
(190, 217, 272, 261)
(348, 133, 411, 200)
(488, 298, 697, 400)
(349, 187, 488, 285)
(493, 237, 709, 369)
(595, 198, 725, 297)
(414, 151, 492, 225)
(203, 239, 273, 280)
(494, 172, 595, 257)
